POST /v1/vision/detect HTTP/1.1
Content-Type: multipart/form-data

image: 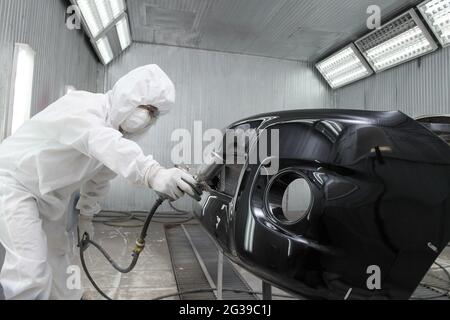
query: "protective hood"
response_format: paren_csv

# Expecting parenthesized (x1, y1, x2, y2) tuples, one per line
(106, 64, 176, 129)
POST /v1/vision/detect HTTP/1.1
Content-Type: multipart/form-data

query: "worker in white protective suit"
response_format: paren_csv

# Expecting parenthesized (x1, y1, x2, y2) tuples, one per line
(0, 64, 198, 300)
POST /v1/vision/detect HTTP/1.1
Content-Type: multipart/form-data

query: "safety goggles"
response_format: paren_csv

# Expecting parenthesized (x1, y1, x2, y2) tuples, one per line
(138, 105, 160, 119)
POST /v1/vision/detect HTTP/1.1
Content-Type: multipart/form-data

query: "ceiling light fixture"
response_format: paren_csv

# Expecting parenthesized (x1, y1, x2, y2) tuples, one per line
(94, 0, 115, 29)
(73, 0, 131, 65)
(96, 36, 114, 65)
(316, 44, 373, 89)
(116, 16, 132, 50)
(77, 0, 103, 38)
(355, 9, 438, 73)
(418, 0, 450, 47)
(110, 0, 126, 19)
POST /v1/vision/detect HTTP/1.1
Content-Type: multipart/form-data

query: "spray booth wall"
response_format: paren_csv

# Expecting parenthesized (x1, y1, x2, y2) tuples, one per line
(335, 46, 450, 117)
(0, 0, 101, 290)
(100, 42, 334, 212)
(0, 0, 101, 141)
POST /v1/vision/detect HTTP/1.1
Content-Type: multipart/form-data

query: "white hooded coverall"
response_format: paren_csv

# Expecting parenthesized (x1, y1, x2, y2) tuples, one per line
(0, 64, 175, 300)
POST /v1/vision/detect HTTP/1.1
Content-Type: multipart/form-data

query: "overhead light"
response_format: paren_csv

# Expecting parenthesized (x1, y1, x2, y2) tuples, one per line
(418, 0, 450, 47)
(77, 0, 102, 38)
(96, 37, 114, 65)
(76, 0, 127, 38)
(316, 44, 373, 89)
(355, 9, 438, 73)
(116, 17, 131, 50)
(9, 44, 35, 136)
(110, 0, 126, 18)
(73, 0, 130, 65)
(95, 0, 114, 28)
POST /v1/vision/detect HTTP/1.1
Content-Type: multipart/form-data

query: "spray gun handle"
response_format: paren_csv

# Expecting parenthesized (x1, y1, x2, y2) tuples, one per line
(155, 181, 203, 203)
(173, 165, 205, 201)
(156, 192, 174, 202)
(180, 177, 203, 202)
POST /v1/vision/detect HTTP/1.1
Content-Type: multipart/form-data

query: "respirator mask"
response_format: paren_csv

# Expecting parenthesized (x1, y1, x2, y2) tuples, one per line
(121, 106, 159, 134)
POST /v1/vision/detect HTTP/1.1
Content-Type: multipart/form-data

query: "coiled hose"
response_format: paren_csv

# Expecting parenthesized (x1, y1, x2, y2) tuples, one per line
(79, 197, 165, 300)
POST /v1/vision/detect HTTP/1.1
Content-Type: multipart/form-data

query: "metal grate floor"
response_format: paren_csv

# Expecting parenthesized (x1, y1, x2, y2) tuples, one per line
(184, 224, 257, 300)
(165, 224, 216, 300)
(411, 256, 450, 300)
(165, 224, 256, 300)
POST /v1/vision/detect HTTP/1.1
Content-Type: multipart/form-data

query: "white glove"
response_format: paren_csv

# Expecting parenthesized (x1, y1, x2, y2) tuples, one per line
(146, 167, 199, 201)
(78, 214, 95, 239)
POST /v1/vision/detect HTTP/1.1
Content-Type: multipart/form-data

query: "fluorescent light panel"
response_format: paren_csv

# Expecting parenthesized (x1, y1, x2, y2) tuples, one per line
(95, 0, 114, 28)
(355, 9, 438, 73)
(110, 0, 126, 18)
(316, 44, 373, 89)
(116, 17, 131, 50)
(418, 0, 450, 47)
(96, 37, 114, 65)
(77, 0, 103, 38)
(75, 0, 130, 65)
(76, 0, 126, 38)
(11, 44, 35, 135)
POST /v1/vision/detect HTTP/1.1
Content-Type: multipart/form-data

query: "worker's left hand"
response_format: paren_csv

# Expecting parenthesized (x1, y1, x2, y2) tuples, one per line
(78, 214, 95, 239)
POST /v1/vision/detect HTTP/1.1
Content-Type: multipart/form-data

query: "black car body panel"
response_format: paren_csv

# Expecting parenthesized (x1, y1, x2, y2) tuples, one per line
(416, 115, 450, 144)
(193, 109, 450, 300)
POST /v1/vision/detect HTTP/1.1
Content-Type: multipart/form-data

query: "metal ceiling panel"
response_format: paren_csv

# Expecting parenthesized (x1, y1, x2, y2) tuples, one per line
(130, 0, 209, 47)
(128, 0, 422, 61)
(145, 6, 197, 30)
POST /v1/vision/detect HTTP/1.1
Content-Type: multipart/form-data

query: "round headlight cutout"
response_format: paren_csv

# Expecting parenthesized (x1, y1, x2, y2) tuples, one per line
(266, 171, 313, 225)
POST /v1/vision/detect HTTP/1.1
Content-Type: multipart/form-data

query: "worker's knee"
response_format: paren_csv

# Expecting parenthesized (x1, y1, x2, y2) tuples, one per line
(0, 253, 52, 300)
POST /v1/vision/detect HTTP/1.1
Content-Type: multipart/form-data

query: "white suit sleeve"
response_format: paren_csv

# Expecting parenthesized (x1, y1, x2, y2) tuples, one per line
(75, 126, 162, 187)
(76, 166, 117, 217)
(60, 122, 161, 186)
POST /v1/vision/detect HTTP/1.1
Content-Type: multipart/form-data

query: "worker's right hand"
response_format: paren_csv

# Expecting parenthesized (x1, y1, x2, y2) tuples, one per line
(146, 167, 199, 201)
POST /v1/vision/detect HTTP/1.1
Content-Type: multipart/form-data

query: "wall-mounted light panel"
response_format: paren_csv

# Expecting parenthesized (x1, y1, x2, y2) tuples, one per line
(355, 9, 438, 73)
(72, 0, 131, 65)
(316, 44, 373, 89)
(8, 43, 35, 137)
(418, 0, 450, 47)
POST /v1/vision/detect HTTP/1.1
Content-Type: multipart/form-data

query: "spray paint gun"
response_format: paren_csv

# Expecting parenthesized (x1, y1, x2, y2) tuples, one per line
(172, 151, 226, 201)
(173, 165, 212, 202)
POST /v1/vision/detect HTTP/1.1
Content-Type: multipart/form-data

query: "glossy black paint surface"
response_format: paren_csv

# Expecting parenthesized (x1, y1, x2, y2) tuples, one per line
(193, 109, 450, 300)
(416, 115, 450, 144)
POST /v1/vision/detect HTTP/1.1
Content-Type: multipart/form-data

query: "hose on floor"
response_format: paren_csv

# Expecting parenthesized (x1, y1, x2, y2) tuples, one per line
(95, 211, 194, 228)
(79, 197, 166, 300)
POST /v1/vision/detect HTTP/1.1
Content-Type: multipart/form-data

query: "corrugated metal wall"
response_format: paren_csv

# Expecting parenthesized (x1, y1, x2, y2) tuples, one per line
(101, 42, 334, 212)
(335, 46, 450, 117)
(0, 0, 101, 140)
(0, 0, 102, 291)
